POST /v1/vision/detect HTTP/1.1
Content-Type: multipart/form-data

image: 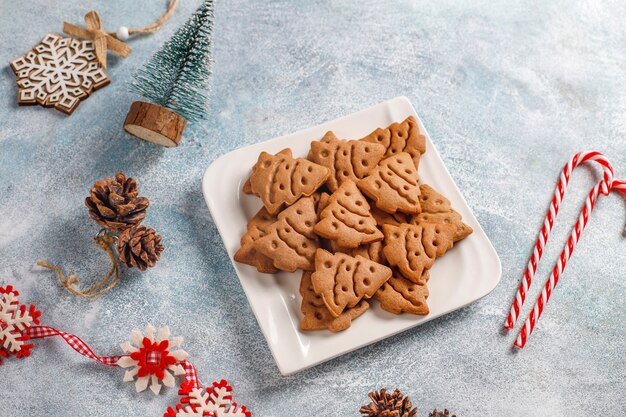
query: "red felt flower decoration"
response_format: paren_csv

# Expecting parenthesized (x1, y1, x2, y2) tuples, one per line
(117, 325, 188, 395)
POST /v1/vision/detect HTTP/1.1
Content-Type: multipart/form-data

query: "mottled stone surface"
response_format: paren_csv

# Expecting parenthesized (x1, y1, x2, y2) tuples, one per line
(1, 1, 625, 416)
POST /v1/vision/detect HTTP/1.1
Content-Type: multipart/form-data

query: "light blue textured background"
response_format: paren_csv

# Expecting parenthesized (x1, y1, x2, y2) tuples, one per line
(0, 1, 624, 416)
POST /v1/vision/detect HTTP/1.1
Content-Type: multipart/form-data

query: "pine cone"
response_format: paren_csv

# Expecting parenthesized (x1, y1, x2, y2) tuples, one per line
(360, 388, 417, 417)
(85, 173, 149, 232)
(429, 409, 456, 417)
(117, 225, 164, 271)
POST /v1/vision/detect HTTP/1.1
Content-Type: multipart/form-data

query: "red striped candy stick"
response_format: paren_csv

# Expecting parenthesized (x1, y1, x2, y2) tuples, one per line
(515, 175, 626, 348)
(504, 152, 616, 348)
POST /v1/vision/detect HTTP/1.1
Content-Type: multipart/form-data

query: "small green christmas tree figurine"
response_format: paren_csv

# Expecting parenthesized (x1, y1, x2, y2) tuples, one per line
(124, 0, 214, 147)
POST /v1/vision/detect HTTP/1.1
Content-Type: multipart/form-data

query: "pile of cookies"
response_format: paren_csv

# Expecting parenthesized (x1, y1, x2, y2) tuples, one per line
(235, 116, 472, 333)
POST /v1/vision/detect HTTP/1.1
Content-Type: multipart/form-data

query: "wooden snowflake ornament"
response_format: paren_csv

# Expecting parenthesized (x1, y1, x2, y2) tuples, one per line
(0, 285, 41, 365)
(166, 380, 251, 417)
(10, 33, 110, 115)
(117, 325, 188, 395)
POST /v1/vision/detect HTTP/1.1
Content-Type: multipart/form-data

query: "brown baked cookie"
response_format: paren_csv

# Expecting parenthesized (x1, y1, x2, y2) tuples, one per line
(308, 132, 386, 192)
(413, 184, 473, 242)
(370, 202, 410, 228)
(254, 196, 320, 272)
(316, 192, 331, 217)
(375, 271, 429, 315)
(311, 249, 392, 317)
(242, 148, 290, 195)
(249, 148, 330, 215)
(360, 116, 426, 167)
(242, 178, 253, 194)
(381, 223, 456, 284)
(299, 271, 369, 332)
(314, 180, 383, 249)
(347, 241, 387, 265)
(358, 152, 421, 215)
(233, 207, 278, 273)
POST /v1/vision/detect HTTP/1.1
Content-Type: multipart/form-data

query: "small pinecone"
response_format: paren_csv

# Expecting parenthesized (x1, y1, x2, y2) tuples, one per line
(429, 409, 456, 417)
(360, 388, 417, 417)
(117, 225, 164, 271)
(85, 172, 149, 233)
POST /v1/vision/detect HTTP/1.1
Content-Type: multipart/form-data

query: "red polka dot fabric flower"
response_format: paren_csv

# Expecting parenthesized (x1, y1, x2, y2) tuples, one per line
(117, 325, 187, 395)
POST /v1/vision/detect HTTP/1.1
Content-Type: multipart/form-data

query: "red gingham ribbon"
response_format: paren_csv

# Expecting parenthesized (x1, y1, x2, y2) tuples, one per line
(27, 325, 121, 366)
(26, 325, 201, 386)
(504, 151, 626, 348)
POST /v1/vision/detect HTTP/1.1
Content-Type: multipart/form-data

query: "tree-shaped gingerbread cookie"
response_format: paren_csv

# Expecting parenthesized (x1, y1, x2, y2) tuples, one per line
(314, 180, 383, 249)
(412, 184, 473, 242)
(308, 132, 386, 192)
(375, 272, 430, 315)
(360, 116, 426, 167)
(358, 152, 422, 215)
(382, 223, 456, 284)
(299, 271, 369, 332)
(234, 207, 278, 273)
(249, 149, 329, 215)
(254, 195, 320, 272)
(311, 249, 391, 317)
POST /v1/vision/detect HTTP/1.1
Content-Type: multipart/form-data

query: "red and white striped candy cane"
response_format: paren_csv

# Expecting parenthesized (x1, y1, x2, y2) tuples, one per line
(504, 151, 616, 348)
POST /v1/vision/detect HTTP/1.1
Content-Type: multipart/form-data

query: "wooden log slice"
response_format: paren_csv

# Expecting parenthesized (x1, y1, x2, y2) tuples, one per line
(123, 101, 187, 147)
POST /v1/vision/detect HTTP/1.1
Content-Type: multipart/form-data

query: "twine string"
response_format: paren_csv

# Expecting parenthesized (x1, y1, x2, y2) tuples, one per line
(36, 232, 120, 299)
(115, 0, 179, 36)
(63, 0, 179, 67)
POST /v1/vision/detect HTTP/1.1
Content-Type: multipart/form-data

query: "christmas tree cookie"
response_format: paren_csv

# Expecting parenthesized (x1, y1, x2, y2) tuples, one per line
(254, 196, 320, 272)
(382, 223, 456, 284)
(234, 207, 278, 273)
(311, 249, 391, 317)
(358, 152, 422, 215)
(412, 184, 473, 242)
(314, 180, 383, 249)
(308, 132, 386, 192)
(360, 116, 426, 167)
(375, 271, 430, 315)
(249, 149, 330, 215)
(299, 271, 369, 332)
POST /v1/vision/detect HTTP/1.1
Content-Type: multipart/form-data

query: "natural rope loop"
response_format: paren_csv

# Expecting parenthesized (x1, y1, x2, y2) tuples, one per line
(63, 0, 178, 67)
(119, 0, 179, 36)
(36, 232, 120, 299)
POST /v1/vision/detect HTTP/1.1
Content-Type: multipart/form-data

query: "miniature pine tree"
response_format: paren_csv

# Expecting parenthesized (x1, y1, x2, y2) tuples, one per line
(124, 0, 215, 147)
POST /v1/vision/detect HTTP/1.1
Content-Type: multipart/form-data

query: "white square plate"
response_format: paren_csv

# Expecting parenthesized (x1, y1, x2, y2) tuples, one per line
(202, 97, 501, 375)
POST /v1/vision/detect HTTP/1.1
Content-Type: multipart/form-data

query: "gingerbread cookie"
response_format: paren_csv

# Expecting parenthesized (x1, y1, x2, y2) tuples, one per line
(299, 271, 369, 332)
(308, 132, 386, 192)
(249, 149, 330, 215)
(358, 152, 421, 215)
(233, 207, 278, 273)
(347, 241, 387, 265)
(370, 202, 410, 227)
(314, 180, 383, 249)
(254, 196, 320, 272)
(311, 249, 391, 317)
(360, 116, 426, 167)
(242, 148, 290, 195)
(382, 223, 455, 284)
(413, 184, 473, 242)
(242, 178, 253, 194)
(375, 271, 429, 315)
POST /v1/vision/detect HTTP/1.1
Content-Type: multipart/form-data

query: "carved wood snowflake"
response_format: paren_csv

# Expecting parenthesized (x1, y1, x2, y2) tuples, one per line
(0, 285, 41, 365)
(10, 33, 110, 115)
